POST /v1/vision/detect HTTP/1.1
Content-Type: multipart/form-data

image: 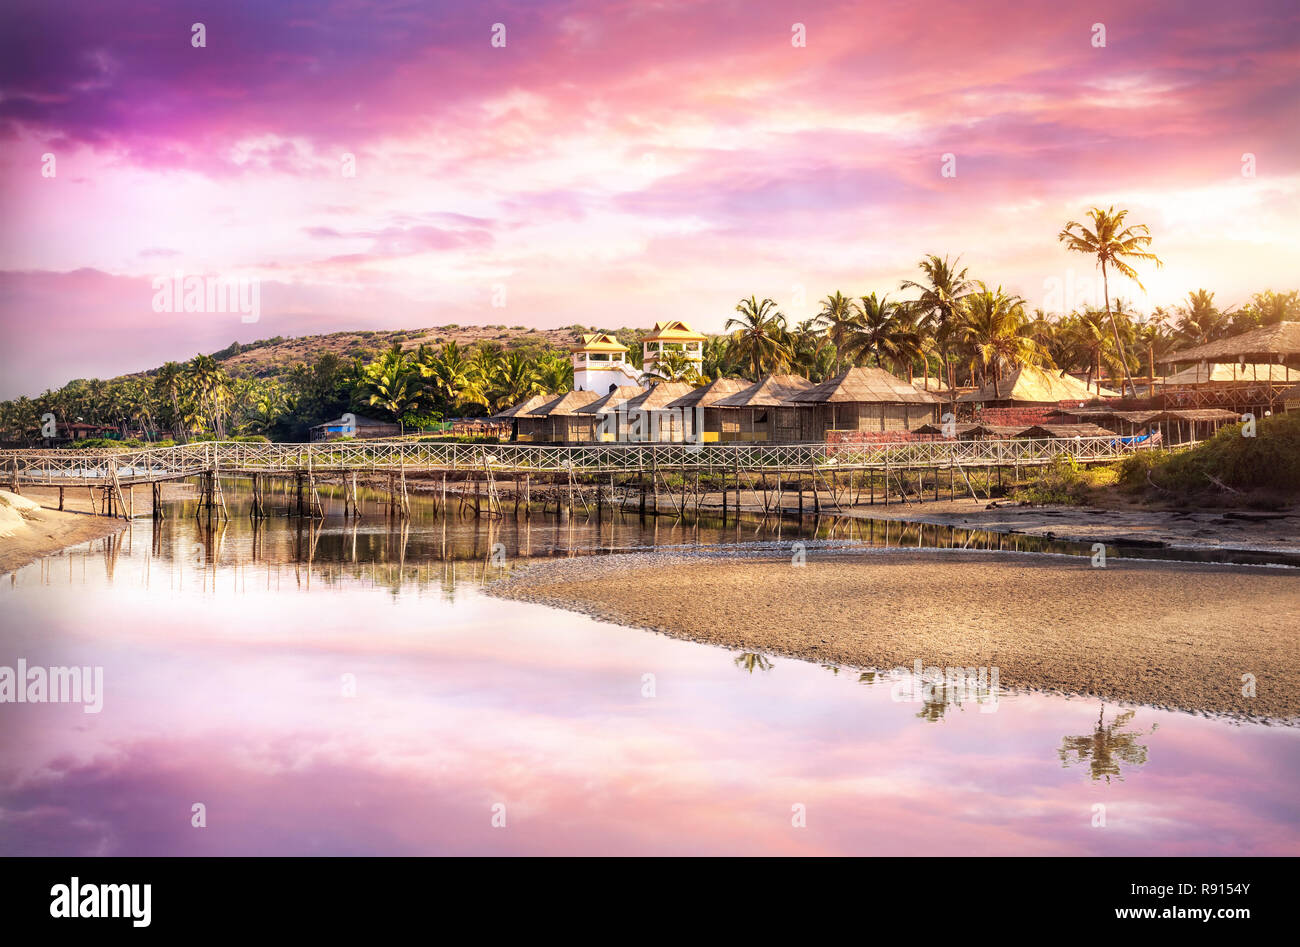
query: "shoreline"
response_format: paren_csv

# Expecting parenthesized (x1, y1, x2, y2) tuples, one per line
(0, 497, 127, 575)
(488, 547, 1300, 721)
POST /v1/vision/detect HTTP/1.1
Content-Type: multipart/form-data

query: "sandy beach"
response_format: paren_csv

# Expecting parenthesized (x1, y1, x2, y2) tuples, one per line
(490, 549, 1300, 720)
(0, 489, 127, 575)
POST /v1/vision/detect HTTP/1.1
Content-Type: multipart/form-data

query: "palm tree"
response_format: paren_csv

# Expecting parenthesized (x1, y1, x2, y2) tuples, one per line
(955, 284, 1051, 398)
(899, 254, 974, 398)
(1173, 289, 1232, 345)
(844, 293, 920, 376)
(1058, 706, 1157, 783)
(185, 354, 231, 437)
(535, 352, 574, 394)
(812, 291, 859, 373)
(640, 349, 701, 385)
(419, 342, 479, 415)
(491, 352, 543, 411)
(725, 296, 792, 378)
(360, 349, 421, 431)
(1058, 206, 1163, 398)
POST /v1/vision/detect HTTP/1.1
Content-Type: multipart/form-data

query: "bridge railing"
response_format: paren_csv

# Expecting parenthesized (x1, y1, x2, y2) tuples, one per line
(1, 435, 1157, 484)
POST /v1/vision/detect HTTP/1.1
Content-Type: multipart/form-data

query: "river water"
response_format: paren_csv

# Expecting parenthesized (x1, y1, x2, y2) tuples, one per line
(2, 483, 1297, 855)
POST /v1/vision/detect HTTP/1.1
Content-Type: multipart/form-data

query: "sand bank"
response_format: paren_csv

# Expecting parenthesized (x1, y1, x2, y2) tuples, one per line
(0, 490, 127, 575)
(490, 549, 1300, 720)
(850, 498, 1300, 556)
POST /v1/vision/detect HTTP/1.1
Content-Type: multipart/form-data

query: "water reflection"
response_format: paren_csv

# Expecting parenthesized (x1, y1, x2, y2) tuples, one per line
(1059, 706, 1158, 783)
(734, 653, 774, 674)
(1, 483, 1297, 855)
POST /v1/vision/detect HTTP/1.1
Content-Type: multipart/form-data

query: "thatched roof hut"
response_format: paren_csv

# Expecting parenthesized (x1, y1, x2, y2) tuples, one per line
(1159, 362, 1297, 386)
(1015, 423, 1116, 439)
(571, 385, 645, 442)
(614, 382, 696, 442)
(514, 389, 601, 443)
(491, 393, 551, 421)
(1162, 322, 1300, 368)
(710, 373, 815, 442)
(790, 366, 942, 438)
(665, 377, 750, 443)
(666, 377, 750, 409)
(958, 366, 1117, 405)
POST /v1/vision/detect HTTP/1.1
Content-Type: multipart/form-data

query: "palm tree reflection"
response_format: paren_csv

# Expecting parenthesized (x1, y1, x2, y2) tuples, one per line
(734, 653, 773, 674)
(1058, 706, 1157, 782)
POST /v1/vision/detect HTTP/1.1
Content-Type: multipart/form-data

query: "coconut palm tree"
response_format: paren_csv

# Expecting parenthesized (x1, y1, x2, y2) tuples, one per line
(1173, 289, 1232, 345)
(639, 349, 702, 385)
(899, 254, 974, 398)
(812, 291, 860, 373)
(185, 354, 231, 437)
(360, 349, 421, 431)
(955, 284, 1051, 398)
(1058, 706, 1157, 783)
(844, 293, 920, 376)
(725, 296, 792, 378)
(535, 352, 574, 394)
(491, 352, 544, 411)
(419, 342, 480, 415)
(1058, 206, 1163, 398)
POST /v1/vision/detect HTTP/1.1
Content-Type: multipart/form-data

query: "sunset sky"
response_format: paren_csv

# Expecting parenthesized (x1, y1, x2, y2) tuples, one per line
(1, 0, 1297, 397)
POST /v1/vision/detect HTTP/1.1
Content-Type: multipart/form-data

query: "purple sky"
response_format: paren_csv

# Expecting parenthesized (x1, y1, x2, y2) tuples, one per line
(1, 0, 1298, 397)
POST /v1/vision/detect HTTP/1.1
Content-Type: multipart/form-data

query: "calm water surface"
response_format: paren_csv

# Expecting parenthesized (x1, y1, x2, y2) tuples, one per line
(2, 483, 1298, 855)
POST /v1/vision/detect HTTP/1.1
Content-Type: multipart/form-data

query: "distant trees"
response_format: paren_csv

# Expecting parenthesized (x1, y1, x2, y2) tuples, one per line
(4, 206, 1297, 443)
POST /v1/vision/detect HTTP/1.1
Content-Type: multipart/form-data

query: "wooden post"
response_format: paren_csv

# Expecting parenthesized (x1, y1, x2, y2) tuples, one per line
(58, 486, 64, 511)
(523, 473, 530, 518)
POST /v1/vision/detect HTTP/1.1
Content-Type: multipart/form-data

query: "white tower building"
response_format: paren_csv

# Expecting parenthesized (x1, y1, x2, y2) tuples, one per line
(570, 333, 640, 392)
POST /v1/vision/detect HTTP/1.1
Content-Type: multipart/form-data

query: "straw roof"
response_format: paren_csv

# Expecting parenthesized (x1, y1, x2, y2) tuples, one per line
(1148, 409, 1242, 423)
(958, 365, 1118, 403)
(791, 366, 942, 405)
(491, 393, 552, 420)
(622, 382, 695, 412)
(665, 377, 749, 409)
(573, 385, 644, 415)
(912, 422, 1021, 438)
(1162, 322, 1300, 365)
(529, 389, 602, 417)
(911, 376, 952, 393)
(1016, 423, 1116, 438)
(1159, 362, 1298, 385)
(712, 373, 815, 408)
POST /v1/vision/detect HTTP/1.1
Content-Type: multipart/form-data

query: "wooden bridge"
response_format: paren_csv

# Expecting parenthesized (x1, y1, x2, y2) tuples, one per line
(1, 435, 1154, 488)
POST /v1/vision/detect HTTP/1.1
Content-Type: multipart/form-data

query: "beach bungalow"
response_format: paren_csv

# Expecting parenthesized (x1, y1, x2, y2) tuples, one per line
(957, 366, 1118, 408)
(665, 377, 750, 443)
(571, 385, 645, 442)
(641, 320, 707, 380)
(789, 367, 942, 439)
(617, 382, 696, 442)
(513, 390, 601, 443)
(490, 393, 552, 441)
(709, 374, 815, 442)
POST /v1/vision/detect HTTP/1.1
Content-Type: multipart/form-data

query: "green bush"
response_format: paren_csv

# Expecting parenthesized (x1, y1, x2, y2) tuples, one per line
(1118, 412, 1300, 495)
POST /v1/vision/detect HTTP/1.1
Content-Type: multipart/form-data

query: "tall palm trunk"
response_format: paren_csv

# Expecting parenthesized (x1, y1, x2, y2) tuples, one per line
(1101, 261, 1137, 398)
